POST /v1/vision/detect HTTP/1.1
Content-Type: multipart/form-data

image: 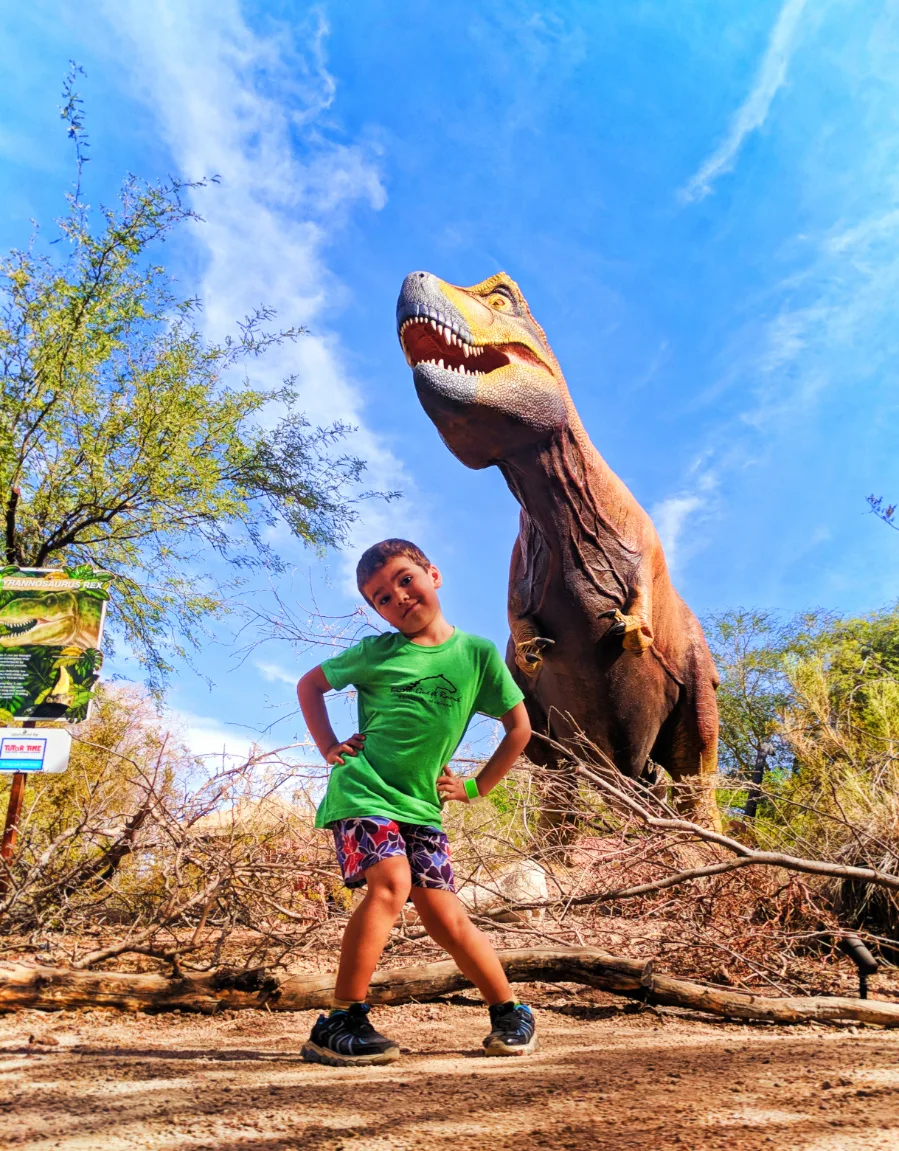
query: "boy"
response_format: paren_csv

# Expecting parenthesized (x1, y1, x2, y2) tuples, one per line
(297, 538, 536, 1065)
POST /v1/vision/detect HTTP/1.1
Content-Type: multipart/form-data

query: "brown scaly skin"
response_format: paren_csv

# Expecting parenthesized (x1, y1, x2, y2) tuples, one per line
(396, 271, 722, 831)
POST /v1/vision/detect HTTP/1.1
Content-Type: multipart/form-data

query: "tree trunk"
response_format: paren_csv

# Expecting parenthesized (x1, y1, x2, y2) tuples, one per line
(744, 740, 773, 819)
(2, 948, 899, 1027)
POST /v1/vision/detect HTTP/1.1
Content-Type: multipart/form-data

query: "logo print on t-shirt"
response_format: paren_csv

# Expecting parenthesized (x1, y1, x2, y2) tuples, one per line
(391, 674, 460, 708)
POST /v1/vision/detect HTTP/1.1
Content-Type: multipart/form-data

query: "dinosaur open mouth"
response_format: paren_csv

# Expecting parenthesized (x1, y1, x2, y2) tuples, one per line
(0, 617, 37, 637)
(399, 317, 547, 378)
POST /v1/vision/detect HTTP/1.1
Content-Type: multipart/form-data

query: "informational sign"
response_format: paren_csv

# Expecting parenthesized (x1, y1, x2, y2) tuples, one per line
(0, 728, 71, 773)
(0, 566, 113, 723)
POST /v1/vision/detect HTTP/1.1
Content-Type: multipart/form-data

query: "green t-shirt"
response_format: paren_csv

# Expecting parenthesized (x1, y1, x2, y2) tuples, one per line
(315, 628, 524, 830)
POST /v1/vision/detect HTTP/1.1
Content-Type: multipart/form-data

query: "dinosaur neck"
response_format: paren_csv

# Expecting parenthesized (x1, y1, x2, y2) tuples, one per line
(499, 424, 642, 604)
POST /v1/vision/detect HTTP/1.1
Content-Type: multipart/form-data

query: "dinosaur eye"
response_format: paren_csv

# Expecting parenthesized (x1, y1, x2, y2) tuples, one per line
(488, 294, 509, 310)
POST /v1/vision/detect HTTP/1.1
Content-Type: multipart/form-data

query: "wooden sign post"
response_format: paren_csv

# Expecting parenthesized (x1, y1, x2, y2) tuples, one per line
(0, 721, 33, 898)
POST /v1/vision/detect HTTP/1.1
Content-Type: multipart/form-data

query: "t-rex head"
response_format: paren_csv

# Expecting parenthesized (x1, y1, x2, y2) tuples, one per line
(396, 271, 571, 469)
(0, 591, 85, 648)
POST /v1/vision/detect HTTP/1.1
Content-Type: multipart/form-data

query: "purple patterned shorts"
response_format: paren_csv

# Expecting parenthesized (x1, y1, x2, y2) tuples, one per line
(330, 816, 455, 892)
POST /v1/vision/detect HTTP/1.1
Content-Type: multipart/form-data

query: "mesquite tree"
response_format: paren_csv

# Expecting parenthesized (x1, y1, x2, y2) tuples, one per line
(0, 68, 375, 689)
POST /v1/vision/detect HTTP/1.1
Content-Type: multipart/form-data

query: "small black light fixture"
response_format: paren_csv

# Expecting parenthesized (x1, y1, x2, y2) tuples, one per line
(839, 935, 878, 999)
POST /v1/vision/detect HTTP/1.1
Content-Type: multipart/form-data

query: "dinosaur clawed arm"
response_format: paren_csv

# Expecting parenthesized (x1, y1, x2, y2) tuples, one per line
(510, 616, 555, 675)
(603, 610, 653, 653)
(600, 581, 655, 654)
(515, 634, 555, 673)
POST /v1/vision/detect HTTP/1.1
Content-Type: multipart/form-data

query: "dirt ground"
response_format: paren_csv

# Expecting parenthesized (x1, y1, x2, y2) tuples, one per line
(2, 985, 899, 1151)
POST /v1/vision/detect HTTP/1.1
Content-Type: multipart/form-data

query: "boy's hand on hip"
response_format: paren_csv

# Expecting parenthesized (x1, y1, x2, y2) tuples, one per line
(324, 733, 365, 766)
(436, 764, 472, 804)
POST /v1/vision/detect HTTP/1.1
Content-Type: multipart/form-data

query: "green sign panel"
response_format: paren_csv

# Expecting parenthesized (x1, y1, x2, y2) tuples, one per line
(0, 566, 113, 723)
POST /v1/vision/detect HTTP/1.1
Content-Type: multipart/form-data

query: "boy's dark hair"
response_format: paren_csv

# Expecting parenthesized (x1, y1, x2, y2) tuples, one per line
(356, 539, 431, 600)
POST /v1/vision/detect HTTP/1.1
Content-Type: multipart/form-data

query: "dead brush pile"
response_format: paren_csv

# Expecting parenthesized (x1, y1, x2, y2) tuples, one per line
(0, 688, 343, 973)
(428, 761, 856, 997)
(1, 689, 897, 1003)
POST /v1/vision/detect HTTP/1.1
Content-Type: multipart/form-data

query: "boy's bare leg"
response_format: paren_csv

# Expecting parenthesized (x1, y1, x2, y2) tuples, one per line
(334, 855, 412, 1003)
(409, 886, 512, 1005)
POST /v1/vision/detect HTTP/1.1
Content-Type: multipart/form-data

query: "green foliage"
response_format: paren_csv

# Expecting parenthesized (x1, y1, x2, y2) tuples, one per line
(0, 71, 382, 690)
(707, 605, 899, 785)
(707, 605, 899, 933)
(704, 608, 831, 780)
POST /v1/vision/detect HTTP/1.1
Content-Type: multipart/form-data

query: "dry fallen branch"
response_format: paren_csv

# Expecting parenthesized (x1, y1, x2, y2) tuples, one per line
(2, 948, 898, 1027)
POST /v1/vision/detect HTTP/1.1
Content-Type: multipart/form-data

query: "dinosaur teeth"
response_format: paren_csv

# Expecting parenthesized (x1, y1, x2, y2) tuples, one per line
(399, 314, 489, 369)
(420, 358, 482, 376)
(0, 617, 37, 636)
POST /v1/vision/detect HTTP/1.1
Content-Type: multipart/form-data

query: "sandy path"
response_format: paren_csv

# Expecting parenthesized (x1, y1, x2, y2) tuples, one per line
(1, 989, 898, 1151)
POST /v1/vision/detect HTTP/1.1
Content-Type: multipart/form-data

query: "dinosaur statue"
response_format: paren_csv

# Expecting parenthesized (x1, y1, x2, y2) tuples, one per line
(0, 590, 102, 650)
(396, 270, 722, 829)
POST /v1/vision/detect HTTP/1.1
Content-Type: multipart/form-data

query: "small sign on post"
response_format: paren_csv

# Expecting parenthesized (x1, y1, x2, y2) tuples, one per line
(0, 728, 72, 774)
(0, 727, 72, 898)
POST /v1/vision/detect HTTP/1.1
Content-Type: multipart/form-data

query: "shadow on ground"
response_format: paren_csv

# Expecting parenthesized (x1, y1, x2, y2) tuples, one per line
(2, 997, 899, 1151)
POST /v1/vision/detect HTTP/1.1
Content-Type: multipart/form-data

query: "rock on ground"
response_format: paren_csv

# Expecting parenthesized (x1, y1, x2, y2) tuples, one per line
(456, 860, 548, 922)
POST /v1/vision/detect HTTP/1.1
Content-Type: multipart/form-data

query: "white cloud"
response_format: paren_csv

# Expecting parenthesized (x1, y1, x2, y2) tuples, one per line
(651, 468, 717, 573)
(163, 706, 321, 774)
(254, 659, 299, 686)
(164, 705, 280, 762)
(633, 339, 669, 390)
(825, 209, 899, 255)
(102, 1, 419, 577)
(663, 6, 899, 603)
(700, 3, 899, 440)
(681, 0, 809, 203)
(652, 494, 703, 561)
(741, 207, 899, 435)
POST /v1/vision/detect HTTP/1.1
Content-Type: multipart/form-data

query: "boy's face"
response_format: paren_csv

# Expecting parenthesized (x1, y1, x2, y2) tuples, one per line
(363, 555, 443, 634)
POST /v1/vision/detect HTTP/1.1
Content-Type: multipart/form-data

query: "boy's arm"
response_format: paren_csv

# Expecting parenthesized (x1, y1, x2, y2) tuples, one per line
(297, 665, 366, 766)
(437, 701, 531, 803)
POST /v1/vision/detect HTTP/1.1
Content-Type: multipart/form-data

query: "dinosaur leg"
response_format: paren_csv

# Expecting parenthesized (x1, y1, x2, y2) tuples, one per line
(508, 528, 555, 675)
(664, 670, 723, 832)
(537, 769, 581, 853)
(506, 666, 579, 850)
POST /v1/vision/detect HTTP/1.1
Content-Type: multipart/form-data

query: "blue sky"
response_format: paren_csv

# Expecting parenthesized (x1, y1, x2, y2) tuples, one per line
(1, 0, 897, 757)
